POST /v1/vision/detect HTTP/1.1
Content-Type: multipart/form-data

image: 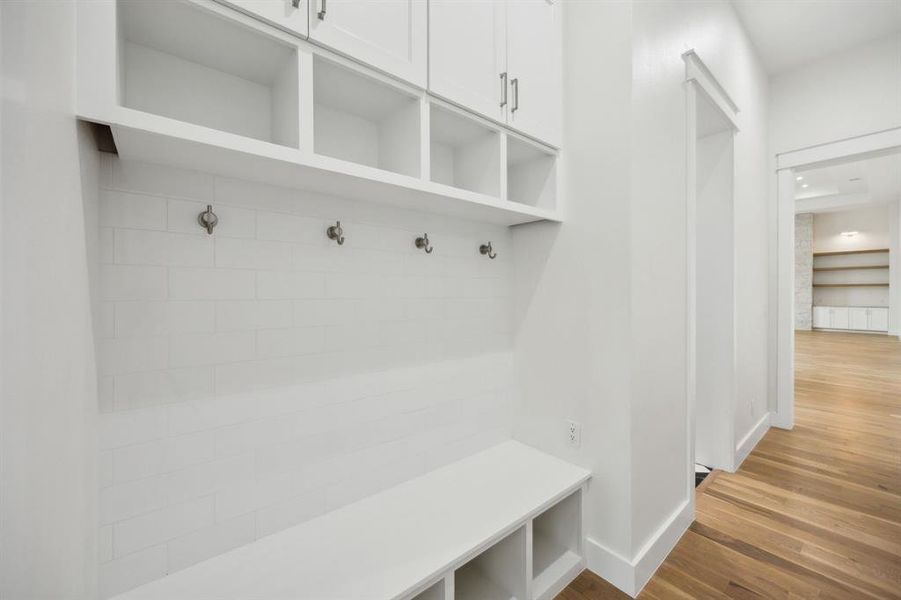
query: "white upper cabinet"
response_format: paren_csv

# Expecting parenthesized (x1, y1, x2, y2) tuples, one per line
(308, 0, 427, 87)
(427, 0, 561, 147)
(505, 0, 561, 146)
(220, 0, 309, 38)
(429, 1, 507, 123)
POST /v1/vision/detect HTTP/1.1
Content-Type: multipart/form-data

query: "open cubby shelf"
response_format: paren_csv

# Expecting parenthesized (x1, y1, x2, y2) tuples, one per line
(430, 104, 501, 197)
(532, 492, 583, 600)
(118, 0, 299, 149)
(507, 135, 557, 210)
(313, 55, 421, 177)
(82, 0, 561, 227)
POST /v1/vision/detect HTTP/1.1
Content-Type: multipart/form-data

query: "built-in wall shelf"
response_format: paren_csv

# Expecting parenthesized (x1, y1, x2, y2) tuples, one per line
(76, 0, 562, 227)
(813, 265, 889, 271)
(813, 248, 889, 257)
(813, 283, 890, 288)
(108, 441, 590, 600)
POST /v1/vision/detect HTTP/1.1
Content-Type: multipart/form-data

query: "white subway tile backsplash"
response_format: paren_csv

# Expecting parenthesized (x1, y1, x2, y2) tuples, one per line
(101, 265, 167, 301)
(115, 301, 215, 337)
(169, 331, 255, 368)
(169, 268, 256, 300)
(99, 337, 168, 376)
(100, 190, 166, 230)
(99, 407, 167, 450)
(160, 455, 255, 505)
(167, 513, 256, 572)
(257, 212, 323, 243)
(114, 229, 214, 267)
(256, 327, 325, 359)
(215, 237, 292, 271)
(114, 368, 214, 410)
(256, 271, 326, 299)
(99, 545, 167, 599)
(216, 300, 293, 331)
(100, 477, 163, 524)
(97, 159, 514, 596)
(114, 496, 215, 558)
(111, 160, 212, 202)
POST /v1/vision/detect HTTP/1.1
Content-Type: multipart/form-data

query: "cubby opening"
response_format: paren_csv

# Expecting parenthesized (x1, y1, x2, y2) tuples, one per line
(506, 136, 556, 209)
(532, 492, 581, 599)
(410, 579, 446, 600)
(429, 104, 501, 197)
(455, 527, 527, 600)
(118, 0, 299, 148)
(313, 56, 421, 177)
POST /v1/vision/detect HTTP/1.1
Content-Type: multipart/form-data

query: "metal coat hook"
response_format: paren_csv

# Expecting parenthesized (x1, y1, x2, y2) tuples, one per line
(327, 221, 345, 245)
(415, 233, 434, 254)
(479, 242, 497, 259)
(198, 205, 218, 235)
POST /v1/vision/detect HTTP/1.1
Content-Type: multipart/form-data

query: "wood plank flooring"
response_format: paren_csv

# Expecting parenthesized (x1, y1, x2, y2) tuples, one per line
(559, 330, 901, 599)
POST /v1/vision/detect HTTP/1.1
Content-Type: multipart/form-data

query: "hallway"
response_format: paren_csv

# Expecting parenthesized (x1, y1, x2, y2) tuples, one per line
(561, 330, 901, 599)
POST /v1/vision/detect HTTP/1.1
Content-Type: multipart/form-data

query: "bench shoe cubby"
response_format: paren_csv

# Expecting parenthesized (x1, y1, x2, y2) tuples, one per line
(78, 0, 561, 226)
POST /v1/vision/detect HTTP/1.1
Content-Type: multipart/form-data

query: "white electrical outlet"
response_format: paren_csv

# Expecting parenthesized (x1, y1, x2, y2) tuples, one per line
(567, 420, 581, 448)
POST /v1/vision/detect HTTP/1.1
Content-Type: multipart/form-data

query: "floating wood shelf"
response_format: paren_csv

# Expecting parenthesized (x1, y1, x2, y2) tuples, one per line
(813, 248, 889, 257)
(813, 283, 890, 288)
(813, 265, 889, 271)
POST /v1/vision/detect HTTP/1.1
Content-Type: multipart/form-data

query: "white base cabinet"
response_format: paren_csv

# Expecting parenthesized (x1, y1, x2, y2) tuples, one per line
(813, 306, 888, 332)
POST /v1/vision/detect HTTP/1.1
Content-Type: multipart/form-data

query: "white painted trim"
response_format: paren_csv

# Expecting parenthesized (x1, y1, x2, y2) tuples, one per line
(683, 50, 740, 131)
(585, 500, 693, 598)
(773, 126, 901, 432)
(734, 412, 770, 470)
(777, 128, 901, 171)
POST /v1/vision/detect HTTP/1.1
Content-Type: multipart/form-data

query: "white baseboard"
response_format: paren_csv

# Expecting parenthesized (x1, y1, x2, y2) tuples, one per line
(734, 412, 770, 469)
(584, 499, 693, 597)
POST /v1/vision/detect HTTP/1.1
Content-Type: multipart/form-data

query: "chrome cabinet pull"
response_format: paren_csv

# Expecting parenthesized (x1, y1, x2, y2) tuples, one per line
(500, 72, 508, 108)
(511, 77, 519, 113)
(318, 0, 327, 20)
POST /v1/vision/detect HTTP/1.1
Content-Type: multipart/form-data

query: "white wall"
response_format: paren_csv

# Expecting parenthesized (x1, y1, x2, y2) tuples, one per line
(770, 34, 901, 155)
(0, 2, 99, 598)
(513, 1, 770, 595)
(94, 158, 515, 596)
(812, 204, 891, 253)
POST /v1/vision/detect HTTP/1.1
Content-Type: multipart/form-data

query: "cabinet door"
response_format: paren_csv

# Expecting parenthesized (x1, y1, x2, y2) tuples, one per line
(308, 0, 427, 87)
(428, 0, 507, 123)
(506, 0, 561, 146)
(831, 307, 849, 330)
(849, 307, 869, 331)
(868, 308, 889, 332)
(812, 307, 830, 329)
(221, 0, 308, 38)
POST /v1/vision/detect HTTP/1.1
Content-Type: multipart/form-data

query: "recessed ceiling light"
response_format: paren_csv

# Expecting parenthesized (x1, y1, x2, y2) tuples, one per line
(795, 176, 804, 181)
(841, 231, 859, 237)
(801, 183, 809, 188)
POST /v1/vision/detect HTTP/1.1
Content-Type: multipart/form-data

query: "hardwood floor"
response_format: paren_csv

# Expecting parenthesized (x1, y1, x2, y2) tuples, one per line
(558, 330, 901, 599)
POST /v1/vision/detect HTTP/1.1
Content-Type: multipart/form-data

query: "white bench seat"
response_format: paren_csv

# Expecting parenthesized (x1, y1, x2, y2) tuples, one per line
(113, 441, 590, 600)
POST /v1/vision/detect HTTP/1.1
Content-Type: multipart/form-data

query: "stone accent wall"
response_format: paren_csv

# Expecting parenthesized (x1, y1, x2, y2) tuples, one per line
(795, 213, 814, 330)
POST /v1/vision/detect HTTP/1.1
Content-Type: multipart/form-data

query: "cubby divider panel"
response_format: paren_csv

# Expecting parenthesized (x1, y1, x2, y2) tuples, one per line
(506, 135, 557, 209)
(118, 0, 300, 148)
(313, 55, 421, 177)
(532, 491, 582, 599)
(409, 579, 446, 600)
(455, 526, 528, 600)
(430, 104, 501, 197)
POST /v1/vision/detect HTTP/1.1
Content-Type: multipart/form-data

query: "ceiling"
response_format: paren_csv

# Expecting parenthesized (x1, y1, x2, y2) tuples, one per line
(794, 151, 901, 213)
(732, 0, 901, 74)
